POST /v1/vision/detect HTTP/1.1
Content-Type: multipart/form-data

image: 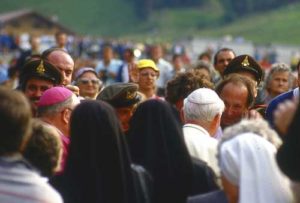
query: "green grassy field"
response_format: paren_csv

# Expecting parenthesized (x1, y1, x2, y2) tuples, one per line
(0, 0, 139, 36)
(195, 3, 300, 45)
(124, 2, 300, 45)
(1, 1, 300, 44)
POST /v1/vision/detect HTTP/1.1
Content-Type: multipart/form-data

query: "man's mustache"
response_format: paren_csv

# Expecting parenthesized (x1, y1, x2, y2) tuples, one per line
(30, 97, 40, 103)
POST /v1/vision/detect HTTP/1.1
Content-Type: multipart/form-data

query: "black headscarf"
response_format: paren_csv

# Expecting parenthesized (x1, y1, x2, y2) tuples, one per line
(127, 99, 193, 203)
(61, 100, 138, 203)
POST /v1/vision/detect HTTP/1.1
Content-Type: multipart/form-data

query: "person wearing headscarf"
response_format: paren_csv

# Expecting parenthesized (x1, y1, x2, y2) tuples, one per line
(218, 119, 293, 203)
(52, 100, 141, 203)
(127, 99, 199, 203)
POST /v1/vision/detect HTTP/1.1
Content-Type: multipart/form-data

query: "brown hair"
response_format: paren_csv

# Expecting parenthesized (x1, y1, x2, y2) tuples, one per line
(0, 88, 32, 155)
(216, 73, 255, 108)
(23, 119, 62, 177)
(166, 70, 214, 105)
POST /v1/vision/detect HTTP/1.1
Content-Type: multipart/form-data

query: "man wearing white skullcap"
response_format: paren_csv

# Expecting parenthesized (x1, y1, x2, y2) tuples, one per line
(182, 88, 225, 178)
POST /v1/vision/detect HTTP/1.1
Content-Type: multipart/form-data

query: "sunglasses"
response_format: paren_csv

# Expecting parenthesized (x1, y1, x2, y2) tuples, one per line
(78, 78, 101, 85)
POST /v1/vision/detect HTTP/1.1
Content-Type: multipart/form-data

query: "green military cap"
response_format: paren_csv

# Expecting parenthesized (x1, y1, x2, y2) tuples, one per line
(19, 59, 62, 90)
(97, 83, 141, 108)
(223, 55, 264, 85)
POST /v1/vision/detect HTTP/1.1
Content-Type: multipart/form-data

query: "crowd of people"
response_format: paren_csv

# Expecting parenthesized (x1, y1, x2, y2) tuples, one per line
(0, 31, 300, 203)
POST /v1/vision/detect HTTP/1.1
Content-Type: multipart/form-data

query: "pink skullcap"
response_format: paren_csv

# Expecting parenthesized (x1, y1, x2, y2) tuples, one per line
(38, 86, 73, 107)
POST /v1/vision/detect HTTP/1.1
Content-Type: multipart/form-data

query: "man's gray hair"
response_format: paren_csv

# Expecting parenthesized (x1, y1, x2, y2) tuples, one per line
(220, 118, 282, 149)
(37, 94, 78, 117)
(183, 88, 225, 122)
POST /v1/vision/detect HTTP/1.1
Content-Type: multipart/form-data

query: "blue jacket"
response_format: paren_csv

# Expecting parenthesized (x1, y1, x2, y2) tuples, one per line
(266, 89, 294, 128)
(187, 190, 228, 203)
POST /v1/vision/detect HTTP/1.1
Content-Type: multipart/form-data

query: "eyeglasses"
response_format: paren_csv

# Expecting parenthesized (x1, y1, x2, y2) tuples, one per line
(78, 78, 101, 85)
(140, 72, 158, 78)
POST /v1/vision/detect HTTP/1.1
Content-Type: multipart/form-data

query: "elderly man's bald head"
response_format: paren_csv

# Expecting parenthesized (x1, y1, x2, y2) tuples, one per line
(42, 48, 74, 85)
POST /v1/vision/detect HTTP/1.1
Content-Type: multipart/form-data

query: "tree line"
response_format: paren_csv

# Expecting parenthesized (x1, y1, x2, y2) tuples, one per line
(129, 0, 300, 21)
(221, 0, 299, 21)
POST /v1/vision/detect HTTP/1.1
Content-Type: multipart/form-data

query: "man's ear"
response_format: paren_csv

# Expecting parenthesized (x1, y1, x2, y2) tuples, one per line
(180, 108, 185, 123)
(176, 99, 184, 123)
(210, 113, 222, 135)
(212, 113, 222, 126)
(62, 108, 71, 124)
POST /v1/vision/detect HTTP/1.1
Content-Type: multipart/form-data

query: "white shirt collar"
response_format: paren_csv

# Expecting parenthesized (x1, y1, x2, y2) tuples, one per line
(183, 123, 210, 137)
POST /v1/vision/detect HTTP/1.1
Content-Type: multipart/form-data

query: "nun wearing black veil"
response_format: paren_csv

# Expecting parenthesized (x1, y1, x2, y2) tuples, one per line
(52, 100, 142, 203)
(127, 99, 194, 203)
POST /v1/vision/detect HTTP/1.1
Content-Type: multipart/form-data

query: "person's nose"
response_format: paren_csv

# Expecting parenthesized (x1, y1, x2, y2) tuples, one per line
(225, 106, 234, 116)
(62, 76, 68, 86)
(34, 88, 44, 98)
(279, 80, 285, 85)
(224, 60, 230, 66)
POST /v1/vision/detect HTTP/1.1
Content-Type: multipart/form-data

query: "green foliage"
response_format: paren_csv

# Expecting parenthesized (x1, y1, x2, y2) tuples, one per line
(0, 0, 139, 36)
(1, 0, 300, 44)
(219, 0, 300, 22)
(195, 3, 300, 44)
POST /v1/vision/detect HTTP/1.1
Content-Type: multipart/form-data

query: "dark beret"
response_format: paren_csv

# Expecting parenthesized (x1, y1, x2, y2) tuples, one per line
(97, 83, 141, 108)
(223, 55, 264, 85)
(19, 59, 62, 90)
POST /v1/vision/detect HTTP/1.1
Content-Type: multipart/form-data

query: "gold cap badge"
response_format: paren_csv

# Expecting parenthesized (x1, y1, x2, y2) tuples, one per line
(126, 91, 135, 100)
(241, 56, 250, 67)
(36, 60, 46, 74)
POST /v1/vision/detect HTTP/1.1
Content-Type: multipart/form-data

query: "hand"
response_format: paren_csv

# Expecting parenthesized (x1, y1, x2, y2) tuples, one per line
(274, 99, 298, 135)
(108, 71, 117, 79)
(243, 109, 263, 119)
(128, 62, 139, 83)
(65, 85, 80, 97)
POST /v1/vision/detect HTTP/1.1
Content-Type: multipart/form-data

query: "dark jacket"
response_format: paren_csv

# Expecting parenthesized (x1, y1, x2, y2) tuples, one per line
(190, 158, 219, 196)
(188, 190, 228, 203)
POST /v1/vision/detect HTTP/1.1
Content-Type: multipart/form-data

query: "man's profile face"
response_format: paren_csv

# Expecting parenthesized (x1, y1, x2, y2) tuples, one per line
(115, 106, 136, 132)
(215, 51, 235, 76)
(219, 82, 249, 129)
(47, 51, 74, 86)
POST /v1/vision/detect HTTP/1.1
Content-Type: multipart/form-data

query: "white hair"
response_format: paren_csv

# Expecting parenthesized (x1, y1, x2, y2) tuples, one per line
(38, 93, 80, 117)
(183, 88, 225, 122)
(220, 118, 282, 149)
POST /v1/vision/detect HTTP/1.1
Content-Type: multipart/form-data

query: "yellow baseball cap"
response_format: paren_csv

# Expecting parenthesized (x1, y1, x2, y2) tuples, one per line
(137, 59, 160, 73)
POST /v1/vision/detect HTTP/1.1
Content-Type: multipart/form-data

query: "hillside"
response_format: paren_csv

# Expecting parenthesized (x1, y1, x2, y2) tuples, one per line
(1, 1, 300, 44)
(0, 0, 139, 36)
(195, 3, 300, 45)
(123, 2, 300, 45)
